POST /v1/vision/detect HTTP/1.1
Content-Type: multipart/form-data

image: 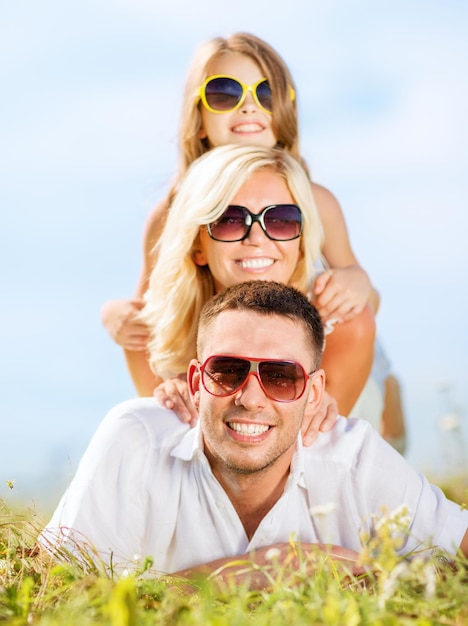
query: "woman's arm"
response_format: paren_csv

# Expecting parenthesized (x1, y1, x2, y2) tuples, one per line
(321, 305, 376, 416)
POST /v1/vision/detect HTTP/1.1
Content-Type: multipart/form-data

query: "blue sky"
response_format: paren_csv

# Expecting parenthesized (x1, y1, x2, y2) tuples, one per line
(1, 0, 467, 510)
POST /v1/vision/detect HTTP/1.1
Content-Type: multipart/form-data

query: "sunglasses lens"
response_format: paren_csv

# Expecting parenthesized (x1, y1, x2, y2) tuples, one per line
(201, 357, 307, 401)
(204, 77, 243, 111)
(263, 205, 302, 240)
(258, 361, 306, 401)
(255, 80, 273, 112)
(203, 356, 250, 395)
(208, 206, 248, 242)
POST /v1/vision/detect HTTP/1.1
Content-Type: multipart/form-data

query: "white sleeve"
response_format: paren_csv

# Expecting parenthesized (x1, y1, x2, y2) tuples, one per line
(41, 403, 153, 569)
(350, 420, 468, 556)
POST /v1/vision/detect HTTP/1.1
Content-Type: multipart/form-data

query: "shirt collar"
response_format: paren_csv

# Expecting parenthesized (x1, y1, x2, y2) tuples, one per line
(171, 421, 204, 461)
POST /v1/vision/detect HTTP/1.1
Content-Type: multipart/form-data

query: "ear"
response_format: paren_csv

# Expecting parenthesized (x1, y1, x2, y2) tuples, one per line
(306, 368, 326, 412)
(193, 248, 208, 266)
(188, 359, 202, 409)
(198, 124, 207, 139)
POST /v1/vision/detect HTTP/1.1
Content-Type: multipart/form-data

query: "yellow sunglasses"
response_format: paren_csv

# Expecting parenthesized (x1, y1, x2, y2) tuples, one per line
(197, 75, 295, 115)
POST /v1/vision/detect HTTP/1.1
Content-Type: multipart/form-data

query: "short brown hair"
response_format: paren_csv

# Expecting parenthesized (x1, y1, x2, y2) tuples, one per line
(197, 281, 324, 369)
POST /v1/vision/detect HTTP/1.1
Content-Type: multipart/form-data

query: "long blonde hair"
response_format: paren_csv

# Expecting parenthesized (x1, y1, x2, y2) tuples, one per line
(141, 145, 325, 379)
(178, 32, 301, 178)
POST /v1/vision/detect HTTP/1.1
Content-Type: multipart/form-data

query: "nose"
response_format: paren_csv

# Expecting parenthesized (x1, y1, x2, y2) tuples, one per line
(243, 219, 269, 245)
(234, 372, 268, 409)
(239, 87, 258, 113)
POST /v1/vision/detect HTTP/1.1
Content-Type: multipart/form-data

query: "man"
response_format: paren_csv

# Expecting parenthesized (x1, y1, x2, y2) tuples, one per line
(42, 281, 468, 585)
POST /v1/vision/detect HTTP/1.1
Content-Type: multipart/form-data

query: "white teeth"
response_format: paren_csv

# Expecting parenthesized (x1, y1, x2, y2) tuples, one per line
(233, 123, 262, 132)
(229, 422, 270, 435)
(238, 258, 274, 269)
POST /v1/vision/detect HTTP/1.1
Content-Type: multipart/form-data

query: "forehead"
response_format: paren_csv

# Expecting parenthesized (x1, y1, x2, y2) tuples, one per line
(199, 309, 313, 365)
(230, 169, 294, 209)
(207, 52, 263, 80)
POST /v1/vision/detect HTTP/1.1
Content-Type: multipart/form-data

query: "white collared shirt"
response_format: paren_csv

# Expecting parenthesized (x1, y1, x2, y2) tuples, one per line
(42, 398, 468, 574)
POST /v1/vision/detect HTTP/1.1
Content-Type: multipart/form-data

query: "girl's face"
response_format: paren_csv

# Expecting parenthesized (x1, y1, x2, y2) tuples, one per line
(194, 169, 301, 292)
(199, 53, 277, 149)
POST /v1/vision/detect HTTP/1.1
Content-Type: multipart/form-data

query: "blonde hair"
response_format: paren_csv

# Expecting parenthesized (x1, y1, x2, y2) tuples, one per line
(141, 144, 324, 379)
(178, 32, 301, 177)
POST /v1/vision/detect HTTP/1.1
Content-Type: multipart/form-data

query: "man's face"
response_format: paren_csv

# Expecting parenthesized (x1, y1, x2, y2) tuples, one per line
(188, 310, 324, 479)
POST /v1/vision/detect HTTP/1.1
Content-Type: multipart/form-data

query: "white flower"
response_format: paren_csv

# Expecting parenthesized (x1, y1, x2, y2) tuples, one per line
(373, 504, 411, 532)
(309, 502, 337, 516)
(265, 548, 281, 561)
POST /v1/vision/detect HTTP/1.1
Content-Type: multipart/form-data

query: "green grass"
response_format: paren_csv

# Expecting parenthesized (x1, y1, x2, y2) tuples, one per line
(1, 479, 467, 626)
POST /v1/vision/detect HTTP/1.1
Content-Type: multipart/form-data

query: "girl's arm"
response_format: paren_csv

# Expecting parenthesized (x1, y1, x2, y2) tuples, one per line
(101, 198, 170, 396)
(311, 184, 381, 414)
(123, 198, 170, 396)
(100, 299, 149, 350)
(312, 183, 380, 319)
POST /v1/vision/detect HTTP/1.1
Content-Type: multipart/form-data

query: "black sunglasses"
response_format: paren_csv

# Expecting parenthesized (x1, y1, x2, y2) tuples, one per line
(199, 355, 314, 402)
(207, 204, 303, 242)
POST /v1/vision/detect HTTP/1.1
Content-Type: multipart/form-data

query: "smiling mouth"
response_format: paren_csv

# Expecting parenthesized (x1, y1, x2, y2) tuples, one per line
(228, 422, 271, 435)
(236, 258, 274, 269)
(232, 123, 264, 133)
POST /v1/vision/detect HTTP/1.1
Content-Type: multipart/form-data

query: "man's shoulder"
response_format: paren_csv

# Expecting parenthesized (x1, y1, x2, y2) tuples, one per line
(305, 415, 381, 465)
(323, 414, 375, 440)
(99, 397, 190, 448)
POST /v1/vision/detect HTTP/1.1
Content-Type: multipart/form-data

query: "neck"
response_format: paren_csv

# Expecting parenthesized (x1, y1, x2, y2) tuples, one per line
(210, 453, 293, 540)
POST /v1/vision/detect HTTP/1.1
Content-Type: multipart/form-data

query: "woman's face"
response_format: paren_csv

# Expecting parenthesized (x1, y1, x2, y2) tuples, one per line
(195, 169, 302, 292)
(199, 53, 277, 149)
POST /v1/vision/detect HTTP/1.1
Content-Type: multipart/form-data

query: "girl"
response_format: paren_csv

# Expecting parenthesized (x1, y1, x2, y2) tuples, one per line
(101, 33, 382, 422)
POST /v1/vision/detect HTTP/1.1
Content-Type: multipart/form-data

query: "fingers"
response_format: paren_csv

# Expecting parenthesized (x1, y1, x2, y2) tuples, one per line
(301, 404, 320, 447)
(339, 304, 365, 323)
(312, 271, 332, 296)
(318, 392, 338, 431)
(301, 392, 338, 447)
(313, 268, 370, 321)
(122, 335, 149, 351)
(129, 299, 147, 310)
(153, 380, 199, 426)
(317, 292, 364, 322)
(116, 320, 150, 350)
